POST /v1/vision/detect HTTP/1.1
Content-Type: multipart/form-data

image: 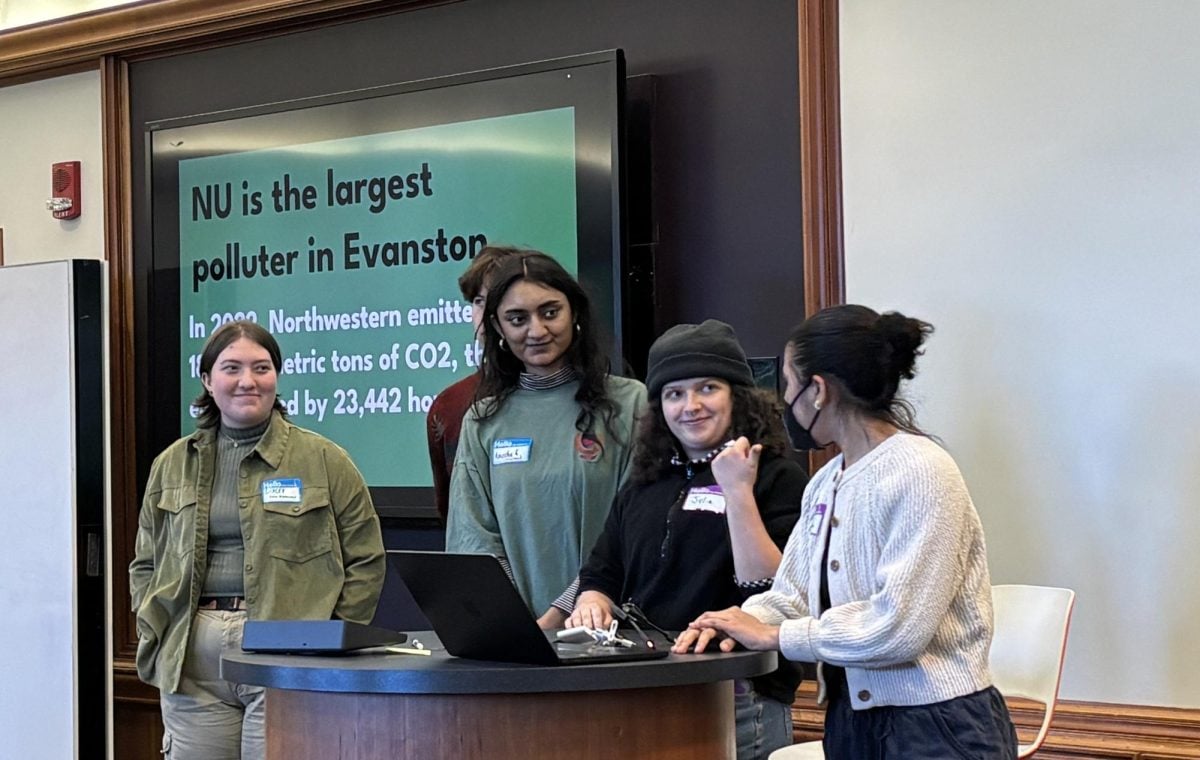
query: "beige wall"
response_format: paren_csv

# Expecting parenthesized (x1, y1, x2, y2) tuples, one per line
(0, 71, 104, 265)
(1, 1, 138, 31)
(841, 0, 1200, 708)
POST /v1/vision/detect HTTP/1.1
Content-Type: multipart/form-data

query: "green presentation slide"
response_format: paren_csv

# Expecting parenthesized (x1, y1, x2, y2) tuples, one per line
(178, 107, 579, 486)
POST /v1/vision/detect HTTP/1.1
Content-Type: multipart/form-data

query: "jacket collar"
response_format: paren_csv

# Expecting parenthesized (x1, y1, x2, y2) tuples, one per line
(186, 411, 290, 470)
(253, 411, 290, 469)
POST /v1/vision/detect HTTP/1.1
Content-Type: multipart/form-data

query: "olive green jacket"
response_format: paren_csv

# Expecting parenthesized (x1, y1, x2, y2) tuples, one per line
(129, 412, 385, 692)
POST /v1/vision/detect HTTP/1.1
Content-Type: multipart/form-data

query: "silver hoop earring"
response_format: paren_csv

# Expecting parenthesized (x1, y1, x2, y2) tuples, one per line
(499, 338, 507, 351)
(575, 323, 581, 333)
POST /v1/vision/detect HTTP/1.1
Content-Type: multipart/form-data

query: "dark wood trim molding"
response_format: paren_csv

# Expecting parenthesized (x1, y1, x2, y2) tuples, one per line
(797, 0, 843, 473)
(1034, 700, 1200, 759)
(798, 0, 844, 319)
(101, 53, 140, 663)
(114, 661, 161, 705)
(0, 0, 452, 84)
(791, 685, 1200, 759)
(114, 662, 165, 757)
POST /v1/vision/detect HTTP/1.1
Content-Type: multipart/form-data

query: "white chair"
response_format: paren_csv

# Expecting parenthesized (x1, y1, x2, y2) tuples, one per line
(989, 584, 1075, 758)
(768, 583, 1075, 760)
(768, 739, 825, 759)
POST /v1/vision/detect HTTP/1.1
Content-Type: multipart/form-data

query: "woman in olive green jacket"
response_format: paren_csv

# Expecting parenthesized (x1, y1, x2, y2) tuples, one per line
(130, 320, 385, 760)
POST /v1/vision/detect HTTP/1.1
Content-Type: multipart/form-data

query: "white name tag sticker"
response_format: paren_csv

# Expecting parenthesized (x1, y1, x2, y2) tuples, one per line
(261, 478, 302, 503)
(492, 438, 532, 465)
(682, 485, 726, 514)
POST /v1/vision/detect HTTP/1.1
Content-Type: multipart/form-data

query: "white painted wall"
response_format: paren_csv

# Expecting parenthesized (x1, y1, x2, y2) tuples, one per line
(0, 71, 104, 264)
(841, 0, 1200, 708)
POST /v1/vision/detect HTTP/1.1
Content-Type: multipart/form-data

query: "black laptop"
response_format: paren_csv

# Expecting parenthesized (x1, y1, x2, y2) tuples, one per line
(388, 550, 668, 666)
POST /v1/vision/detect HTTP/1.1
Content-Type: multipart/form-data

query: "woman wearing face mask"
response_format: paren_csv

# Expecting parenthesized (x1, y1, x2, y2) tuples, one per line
(446, 251, 646, 629)
(675, 305, 1018, 760)
(130, 320, 386, 760)
(567, 320, 808, 760)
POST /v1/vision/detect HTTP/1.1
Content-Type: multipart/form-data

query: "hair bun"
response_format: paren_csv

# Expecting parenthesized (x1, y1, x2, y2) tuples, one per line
(876, 311, 933, 380)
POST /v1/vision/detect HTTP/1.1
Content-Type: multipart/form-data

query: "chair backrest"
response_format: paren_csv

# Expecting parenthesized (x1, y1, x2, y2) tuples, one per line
(989, 584, 1075, 758)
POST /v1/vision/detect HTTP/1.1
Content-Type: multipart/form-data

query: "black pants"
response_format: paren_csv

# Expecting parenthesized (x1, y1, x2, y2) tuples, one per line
(822, 670, 1018, 760)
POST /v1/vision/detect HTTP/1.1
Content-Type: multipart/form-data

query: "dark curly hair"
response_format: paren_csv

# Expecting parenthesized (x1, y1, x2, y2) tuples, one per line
(473, 251, 621, 441)
(631, 384, 787, 485)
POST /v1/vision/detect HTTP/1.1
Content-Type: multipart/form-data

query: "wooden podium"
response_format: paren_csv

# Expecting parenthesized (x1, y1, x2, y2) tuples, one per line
(223, 634, 776, 759)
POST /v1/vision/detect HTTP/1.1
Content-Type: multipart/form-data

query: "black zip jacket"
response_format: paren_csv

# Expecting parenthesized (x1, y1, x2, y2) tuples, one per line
(578, 450, 808, 703)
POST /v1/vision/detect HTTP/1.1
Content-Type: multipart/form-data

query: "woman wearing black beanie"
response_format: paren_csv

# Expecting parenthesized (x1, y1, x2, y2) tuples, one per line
(570, 319, 809, 760)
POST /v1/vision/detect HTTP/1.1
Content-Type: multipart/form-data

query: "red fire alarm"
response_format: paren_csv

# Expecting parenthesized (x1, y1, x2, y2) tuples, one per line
(47, 161, 81, 220)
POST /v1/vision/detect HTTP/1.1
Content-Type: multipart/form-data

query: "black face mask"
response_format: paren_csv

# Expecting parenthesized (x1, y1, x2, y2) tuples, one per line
(782, 379, 827, 451)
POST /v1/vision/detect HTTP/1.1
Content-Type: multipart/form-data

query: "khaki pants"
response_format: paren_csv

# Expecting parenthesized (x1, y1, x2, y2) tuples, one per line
(159, 610, 265, 760)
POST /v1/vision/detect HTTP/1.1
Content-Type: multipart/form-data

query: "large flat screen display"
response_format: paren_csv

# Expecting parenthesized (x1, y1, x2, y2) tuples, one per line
(145, 51, 626, 518)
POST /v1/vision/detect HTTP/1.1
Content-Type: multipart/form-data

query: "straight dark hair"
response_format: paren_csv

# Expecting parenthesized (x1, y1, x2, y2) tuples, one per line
(192, 320, 287, 429)
(786, 304, 934, 436)
(474, 251, 619, 440)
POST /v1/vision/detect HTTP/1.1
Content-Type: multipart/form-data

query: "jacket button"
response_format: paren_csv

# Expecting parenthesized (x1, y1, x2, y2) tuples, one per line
(239, 500, 247, 510)
(830, 516, 840, 528)
(858, 690, 871, 702)
(830, 559, 840, 571)
(240, 471, 248, 479)
(245, 564, 253, 572)
(291, 506, 300, 512)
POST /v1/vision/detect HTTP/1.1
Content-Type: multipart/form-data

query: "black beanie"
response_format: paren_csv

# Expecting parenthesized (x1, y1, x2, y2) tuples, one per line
(645, 320, 754, 398)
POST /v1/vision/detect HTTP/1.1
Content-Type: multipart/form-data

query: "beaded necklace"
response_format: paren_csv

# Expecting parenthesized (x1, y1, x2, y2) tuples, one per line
(670, 443, 729, 479)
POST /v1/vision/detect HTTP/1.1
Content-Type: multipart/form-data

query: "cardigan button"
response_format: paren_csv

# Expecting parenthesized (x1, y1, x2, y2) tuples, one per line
(830, 516, 840, 528)
(829, 559, 840, 571)
(857, 690, 871, 702)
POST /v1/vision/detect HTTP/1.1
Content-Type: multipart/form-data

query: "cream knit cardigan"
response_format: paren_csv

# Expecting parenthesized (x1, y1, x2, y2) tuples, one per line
(743, 433, 995, 710)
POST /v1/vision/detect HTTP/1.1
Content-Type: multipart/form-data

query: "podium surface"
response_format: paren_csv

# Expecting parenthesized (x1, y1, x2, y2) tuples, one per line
(223, 632, 776, 759)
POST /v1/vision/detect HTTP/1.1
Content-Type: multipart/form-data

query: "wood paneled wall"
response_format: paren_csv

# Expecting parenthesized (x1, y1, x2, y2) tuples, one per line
(113, 664, 165, 757)
(791, 683, 1200, 759)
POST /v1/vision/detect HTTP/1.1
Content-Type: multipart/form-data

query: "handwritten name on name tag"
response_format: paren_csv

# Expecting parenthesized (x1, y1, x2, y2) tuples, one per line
(683, 485, 726, 514)
(262, 478, 302, 503)
(492, 438, 532, 465)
